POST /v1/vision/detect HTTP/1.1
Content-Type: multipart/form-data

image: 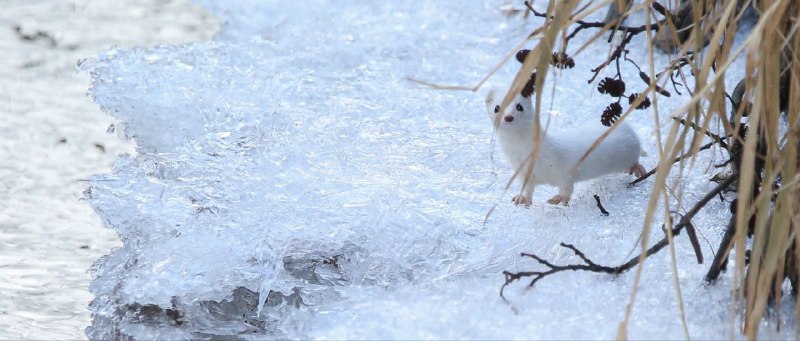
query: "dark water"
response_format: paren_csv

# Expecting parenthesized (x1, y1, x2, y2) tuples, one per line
(0, 1, 217, 338)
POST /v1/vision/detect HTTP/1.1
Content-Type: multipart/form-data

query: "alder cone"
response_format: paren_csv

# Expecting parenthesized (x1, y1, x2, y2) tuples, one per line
(598, 77, 626, 97)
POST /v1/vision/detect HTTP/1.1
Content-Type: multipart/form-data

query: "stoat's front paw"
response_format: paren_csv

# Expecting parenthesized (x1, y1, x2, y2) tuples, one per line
(546, 195, 569, 206)
(512, 195, 531, 207)
(629, 163, 647, 178)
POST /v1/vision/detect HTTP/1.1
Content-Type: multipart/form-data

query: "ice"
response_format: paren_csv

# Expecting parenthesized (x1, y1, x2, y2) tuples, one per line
(82, 1, 794, 339)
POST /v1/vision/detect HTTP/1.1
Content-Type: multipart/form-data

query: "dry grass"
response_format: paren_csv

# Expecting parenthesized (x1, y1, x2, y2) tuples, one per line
(510, 0, 800, 339)
(605, 1, 798, 339)
(415, 0, 799, 338)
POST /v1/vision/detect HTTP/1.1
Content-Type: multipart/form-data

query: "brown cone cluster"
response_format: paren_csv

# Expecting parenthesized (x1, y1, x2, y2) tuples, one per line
(601, 102, 622, 126)
(597, 77, 626, 97)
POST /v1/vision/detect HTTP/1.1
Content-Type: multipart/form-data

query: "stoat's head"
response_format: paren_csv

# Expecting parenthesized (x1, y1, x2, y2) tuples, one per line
(485, 89, 535, 130)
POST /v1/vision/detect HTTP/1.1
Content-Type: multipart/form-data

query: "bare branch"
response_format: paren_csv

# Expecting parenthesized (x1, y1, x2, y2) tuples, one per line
(501, 174, 737, 299)
(593, 194, 610, 216)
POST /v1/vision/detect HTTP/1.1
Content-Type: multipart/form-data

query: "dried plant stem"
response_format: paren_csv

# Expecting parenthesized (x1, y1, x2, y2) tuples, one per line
(629, 139, 719, 186)
(737, 1, 795, 337)
(501, 171, 736, 297)
(419, 0, 800, 336)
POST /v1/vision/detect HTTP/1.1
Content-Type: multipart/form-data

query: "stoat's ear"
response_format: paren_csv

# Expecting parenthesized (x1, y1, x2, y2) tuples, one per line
(485, 89, 498, 119)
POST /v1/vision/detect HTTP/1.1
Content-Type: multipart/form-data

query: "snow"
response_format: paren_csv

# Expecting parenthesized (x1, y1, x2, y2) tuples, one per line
(81, 1, 794, 339)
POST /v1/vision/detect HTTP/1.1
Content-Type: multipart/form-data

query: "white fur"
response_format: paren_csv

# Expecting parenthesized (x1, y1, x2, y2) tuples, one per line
(486, 89, 646, 206)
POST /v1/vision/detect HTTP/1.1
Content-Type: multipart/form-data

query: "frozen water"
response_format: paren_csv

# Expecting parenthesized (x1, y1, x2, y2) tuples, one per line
(82, 1, 794, 339)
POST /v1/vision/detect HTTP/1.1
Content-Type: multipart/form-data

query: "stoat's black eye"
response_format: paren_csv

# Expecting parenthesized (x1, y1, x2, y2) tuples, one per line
(494, 105, 500, 113)
(516, 103, 524, 111)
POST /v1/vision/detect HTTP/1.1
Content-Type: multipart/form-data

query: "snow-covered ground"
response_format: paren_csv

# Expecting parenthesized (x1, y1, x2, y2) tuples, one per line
(0, 1, 217, 339)
(7, 0, 793, 339)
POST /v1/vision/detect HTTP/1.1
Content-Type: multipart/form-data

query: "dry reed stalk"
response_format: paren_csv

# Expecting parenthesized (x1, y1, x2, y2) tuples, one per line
(415, 0, 800, 337)
(738, 1, 799, 338)
(552, 0, 799, 338)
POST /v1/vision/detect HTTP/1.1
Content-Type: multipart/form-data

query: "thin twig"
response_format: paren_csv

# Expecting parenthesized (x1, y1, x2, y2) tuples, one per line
(501, 174, 737, 299)
(675, 173, 739, 265)
(673, 117, 729, 149)
(629, 135, 729, 187)
(500, 236, 677, 299)
(593, 194, 610, 216)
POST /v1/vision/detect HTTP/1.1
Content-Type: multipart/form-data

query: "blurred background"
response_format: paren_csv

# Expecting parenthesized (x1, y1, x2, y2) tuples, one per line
(0, 1, 218, 338)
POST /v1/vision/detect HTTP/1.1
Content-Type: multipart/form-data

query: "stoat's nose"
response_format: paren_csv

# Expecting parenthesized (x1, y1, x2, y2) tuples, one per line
(504, 115, 514, 122)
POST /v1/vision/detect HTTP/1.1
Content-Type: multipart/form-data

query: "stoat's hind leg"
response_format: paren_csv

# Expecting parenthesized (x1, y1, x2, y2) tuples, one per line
(628, 163, 647, 178)
(547, 184, 573, 206)
(546, 195, 565, 205)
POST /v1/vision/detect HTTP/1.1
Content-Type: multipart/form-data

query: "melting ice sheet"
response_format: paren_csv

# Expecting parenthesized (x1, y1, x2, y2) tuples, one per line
(82, 1, 793, 339)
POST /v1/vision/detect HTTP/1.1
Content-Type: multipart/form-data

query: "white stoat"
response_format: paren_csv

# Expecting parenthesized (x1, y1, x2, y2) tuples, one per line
(485, 89, 646, 206)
